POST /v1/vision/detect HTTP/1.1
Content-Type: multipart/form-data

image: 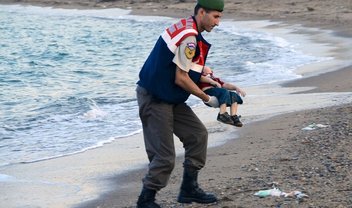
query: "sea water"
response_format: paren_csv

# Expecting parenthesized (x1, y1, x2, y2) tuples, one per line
(0, 5, 326, 167)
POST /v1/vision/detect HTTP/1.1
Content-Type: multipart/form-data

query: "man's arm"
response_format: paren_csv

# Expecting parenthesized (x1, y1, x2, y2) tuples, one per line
(172, 36, 218, 106)
(175, 66, 210, 102)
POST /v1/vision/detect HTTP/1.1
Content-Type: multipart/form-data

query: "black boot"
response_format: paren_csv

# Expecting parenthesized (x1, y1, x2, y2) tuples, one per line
(137, 187, 161, 208)
(177, 167, 217, 204)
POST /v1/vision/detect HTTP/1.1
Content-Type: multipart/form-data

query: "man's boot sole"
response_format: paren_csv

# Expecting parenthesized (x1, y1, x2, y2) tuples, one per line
(177, 196, 217, 204)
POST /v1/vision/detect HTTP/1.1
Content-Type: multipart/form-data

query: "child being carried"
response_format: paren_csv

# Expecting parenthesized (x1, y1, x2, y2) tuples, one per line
(199, 66, 246, 127)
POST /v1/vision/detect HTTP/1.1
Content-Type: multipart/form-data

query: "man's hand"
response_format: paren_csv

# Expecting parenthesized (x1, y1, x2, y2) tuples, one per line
(204, 95, 219, 108)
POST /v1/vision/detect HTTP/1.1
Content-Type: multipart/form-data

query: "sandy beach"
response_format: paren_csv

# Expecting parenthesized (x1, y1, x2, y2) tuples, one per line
(1, 0, 351, 208)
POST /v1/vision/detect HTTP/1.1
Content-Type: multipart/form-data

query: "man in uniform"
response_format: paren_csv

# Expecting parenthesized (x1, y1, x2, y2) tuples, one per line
(136, 0, 224, 207)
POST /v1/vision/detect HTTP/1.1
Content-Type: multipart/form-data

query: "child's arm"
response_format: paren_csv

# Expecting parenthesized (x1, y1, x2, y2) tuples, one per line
(222, 82, 246, 97)
(200, 75, 222, 88)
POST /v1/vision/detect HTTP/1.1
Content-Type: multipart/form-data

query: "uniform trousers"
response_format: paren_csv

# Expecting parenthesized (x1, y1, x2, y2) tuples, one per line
(136, 85, 208, 191)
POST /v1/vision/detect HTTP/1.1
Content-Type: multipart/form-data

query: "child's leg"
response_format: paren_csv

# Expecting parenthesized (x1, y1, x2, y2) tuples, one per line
(230, 102, 238, 116)
(204, 88, 230, 114)
(219, 103, 227, 114)
(229, 92, 243, 127)
(204, 88, 234, 125)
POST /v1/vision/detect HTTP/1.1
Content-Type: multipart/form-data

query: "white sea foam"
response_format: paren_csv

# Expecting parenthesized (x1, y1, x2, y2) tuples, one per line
(82, 104, 108, 120)
(0, 173, 15, 182)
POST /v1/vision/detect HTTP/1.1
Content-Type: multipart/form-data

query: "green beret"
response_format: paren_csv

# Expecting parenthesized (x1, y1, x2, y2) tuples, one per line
(197, 0, 224, 12)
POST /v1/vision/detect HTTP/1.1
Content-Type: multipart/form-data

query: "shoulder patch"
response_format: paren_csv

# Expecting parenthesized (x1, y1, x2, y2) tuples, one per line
(185, 42, 196, 59)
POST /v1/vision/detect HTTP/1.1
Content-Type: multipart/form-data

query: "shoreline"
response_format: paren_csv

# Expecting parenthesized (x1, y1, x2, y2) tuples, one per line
(0, 1, 351, 208)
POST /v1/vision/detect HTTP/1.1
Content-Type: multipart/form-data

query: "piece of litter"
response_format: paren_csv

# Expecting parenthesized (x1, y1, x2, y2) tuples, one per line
(302, 123, 328, 131)
(315, 124, 328, 128)
(254, 188, 309, 199)
(283, 191, 309, 199)
(254, 188, 283, 198)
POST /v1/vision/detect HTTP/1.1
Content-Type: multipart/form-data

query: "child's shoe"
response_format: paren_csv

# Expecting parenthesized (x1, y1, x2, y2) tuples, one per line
(217, 112, 234, 125)
(231, 115, 243, 127)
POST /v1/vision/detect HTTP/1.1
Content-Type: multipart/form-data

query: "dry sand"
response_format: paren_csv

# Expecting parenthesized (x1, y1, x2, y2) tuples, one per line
(1, 0, 351, 207)
(77, 104, 351, 208)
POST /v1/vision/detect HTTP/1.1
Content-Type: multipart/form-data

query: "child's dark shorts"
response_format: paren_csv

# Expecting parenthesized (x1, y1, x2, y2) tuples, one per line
(204, 88, 243, 107)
